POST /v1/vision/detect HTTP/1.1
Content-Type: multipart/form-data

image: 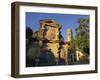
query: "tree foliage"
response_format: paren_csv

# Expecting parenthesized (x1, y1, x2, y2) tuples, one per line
(75, 18, 89, 54)
(26, 27, 33, 39)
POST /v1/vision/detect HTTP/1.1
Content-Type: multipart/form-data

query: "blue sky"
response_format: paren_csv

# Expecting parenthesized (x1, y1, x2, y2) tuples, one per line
(26, 12, 89, 41)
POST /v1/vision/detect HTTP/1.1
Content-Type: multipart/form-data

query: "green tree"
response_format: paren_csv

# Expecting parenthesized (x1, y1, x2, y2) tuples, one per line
(75, 18, 89, 54)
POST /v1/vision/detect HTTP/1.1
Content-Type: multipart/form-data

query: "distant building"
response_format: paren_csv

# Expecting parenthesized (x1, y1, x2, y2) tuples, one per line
(66, 29, 73, 42)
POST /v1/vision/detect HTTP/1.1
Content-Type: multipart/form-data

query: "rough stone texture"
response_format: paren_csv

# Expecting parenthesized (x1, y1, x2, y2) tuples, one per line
(39, 19, 60, 41)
